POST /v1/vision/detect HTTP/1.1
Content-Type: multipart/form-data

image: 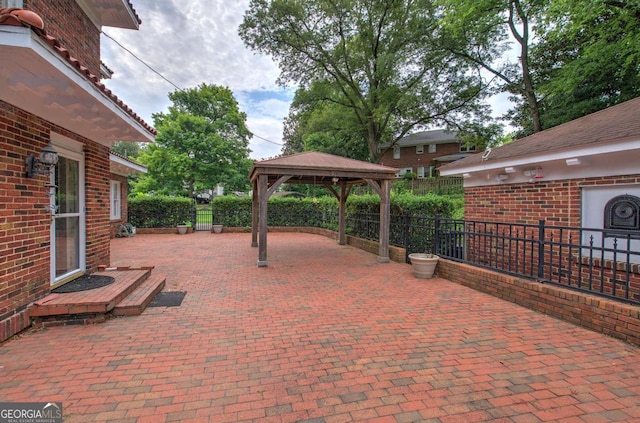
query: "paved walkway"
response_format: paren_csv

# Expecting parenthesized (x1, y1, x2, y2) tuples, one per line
(2, 232, 640, 422)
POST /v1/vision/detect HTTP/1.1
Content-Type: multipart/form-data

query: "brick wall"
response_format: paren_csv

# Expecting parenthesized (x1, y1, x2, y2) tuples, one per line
(437, 259, 640, 347)
(379, 143, 461, 174)
(0, 100, 111, 342)
(84, 141, 111, 271)
(464, 175, 640, 225)
(24, 0, 101, 77)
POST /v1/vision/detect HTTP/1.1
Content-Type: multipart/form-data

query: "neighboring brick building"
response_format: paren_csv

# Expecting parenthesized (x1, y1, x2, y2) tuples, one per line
(0, 2, 154, 342)
(379, 129, 475, 178)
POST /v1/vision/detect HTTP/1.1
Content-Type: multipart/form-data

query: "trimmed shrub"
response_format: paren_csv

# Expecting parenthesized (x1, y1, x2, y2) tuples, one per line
(128, 195, 192, 228)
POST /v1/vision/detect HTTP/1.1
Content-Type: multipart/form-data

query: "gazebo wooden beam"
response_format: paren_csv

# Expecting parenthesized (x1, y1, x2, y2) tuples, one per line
(249, 152, 398, 267)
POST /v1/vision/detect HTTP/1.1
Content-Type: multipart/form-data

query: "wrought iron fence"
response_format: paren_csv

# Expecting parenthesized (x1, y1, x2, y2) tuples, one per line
(346, 213, 640, 305)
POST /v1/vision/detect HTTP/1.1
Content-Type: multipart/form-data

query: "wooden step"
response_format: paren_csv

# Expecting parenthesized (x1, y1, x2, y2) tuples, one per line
(30, 269, 151, 318)
(112, 274, 166, 316)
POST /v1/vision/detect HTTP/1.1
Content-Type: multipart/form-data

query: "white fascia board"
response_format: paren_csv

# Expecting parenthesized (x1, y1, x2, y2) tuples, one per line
(110, 153, 147, 174)
(440, 138, 640, 176)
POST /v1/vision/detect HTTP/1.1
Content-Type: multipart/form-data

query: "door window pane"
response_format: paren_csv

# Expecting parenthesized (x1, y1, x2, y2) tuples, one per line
(55, 157, 79, 214)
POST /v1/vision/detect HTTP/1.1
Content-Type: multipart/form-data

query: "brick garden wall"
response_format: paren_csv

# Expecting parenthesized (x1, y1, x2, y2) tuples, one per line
(25, 0, 101, 77)
(0, 100, 111, 342)
(436, 259, 640, 347)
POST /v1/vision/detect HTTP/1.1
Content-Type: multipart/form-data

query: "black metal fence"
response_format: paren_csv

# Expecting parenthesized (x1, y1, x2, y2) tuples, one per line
(347, 213, 640, 305)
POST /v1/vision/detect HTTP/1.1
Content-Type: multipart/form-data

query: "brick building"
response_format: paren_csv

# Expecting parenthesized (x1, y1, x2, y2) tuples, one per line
(439, 97, 640, 228)
(0, 1, 154, 342)
(379, 129, 475, 178)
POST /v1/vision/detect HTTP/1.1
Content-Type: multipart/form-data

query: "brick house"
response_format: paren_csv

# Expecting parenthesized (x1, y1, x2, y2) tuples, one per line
(379, 129, 475, 178)
(438, 97, 640, 228)
(0, 1, 154, 342)
(438, 97, 640, 306)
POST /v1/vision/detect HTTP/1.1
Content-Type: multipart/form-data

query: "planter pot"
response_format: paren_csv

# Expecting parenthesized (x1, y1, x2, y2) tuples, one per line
(212, 224, 223, 234)
(177, 225, 189, 235)
(408, 253, 439, 279)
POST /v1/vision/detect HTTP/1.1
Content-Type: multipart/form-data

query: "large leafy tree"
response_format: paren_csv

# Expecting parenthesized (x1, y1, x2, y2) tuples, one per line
(531, 0, 640, 129)
(282, 82, 370, 161)
(438, 0, 547, 135)
(133, 84, 252, 197)
(240, 0, 490, 162)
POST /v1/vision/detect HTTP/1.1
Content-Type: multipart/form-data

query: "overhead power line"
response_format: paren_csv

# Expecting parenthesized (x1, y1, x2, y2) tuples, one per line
(102, 31, 284, 146)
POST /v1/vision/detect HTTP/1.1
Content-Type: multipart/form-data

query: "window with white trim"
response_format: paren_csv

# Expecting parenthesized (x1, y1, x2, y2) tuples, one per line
(1, 0, 23, 7)
(416, 145, 424, 154)
(460, 144, 477, 152)
(427, 144, 436, 153)
(393, 145, 400, 159)
(110, 180, 121, 220)
(417, 166, 425, 178)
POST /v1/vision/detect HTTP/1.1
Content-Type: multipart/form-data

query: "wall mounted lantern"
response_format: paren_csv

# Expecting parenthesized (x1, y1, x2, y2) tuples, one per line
(25, 142, 59, 178)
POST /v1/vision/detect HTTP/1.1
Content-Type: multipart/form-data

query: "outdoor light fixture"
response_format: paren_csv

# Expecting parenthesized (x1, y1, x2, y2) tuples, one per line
(504, 166, 516, 174)
(332, 177, 339, 184)
(25, 142, 59, 178)
(565, 158, 581, 166)
(462, 173, 471, 179)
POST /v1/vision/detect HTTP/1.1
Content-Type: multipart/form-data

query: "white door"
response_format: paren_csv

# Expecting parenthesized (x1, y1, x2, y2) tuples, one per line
(51, 148, 85, 283)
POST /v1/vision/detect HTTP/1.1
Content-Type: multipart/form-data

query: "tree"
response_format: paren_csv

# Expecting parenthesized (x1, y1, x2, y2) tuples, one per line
(530, 0, 640, 128)
(133, 84, 252, 197)
(282, 82, 370, 161)
(240, 0, 491, 162)
(110, 141, 142, 158)
(438, 0, 547, 135)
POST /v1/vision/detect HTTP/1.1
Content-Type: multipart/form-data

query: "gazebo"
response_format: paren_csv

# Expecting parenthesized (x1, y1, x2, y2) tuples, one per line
(249, 152, 399, 267)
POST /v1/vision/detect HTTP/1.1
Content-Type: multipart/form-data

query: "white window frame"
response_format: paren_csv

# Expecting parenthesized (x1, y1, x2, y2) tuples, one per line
(1, 0, 23, 7)
(110, 180, 122, 220)
(428, 144, 437, 153)
(416, 145, 424, 154)
(393, 145, 400, 159)
(460, 144, 477, 153)
(417, 166, 426, 178)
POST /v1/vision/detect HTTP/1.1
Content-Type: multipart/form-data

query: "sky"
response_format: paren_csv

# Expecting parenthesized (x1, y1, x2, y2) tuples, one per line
(100, 1, 514, 161)
(100, 0, 292, 160)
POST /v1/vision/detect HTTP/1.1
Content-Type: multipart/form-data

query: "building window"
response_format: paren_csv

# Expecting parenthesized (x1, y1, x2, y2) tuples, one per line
(416, 145, 424, 154)
(1, 0, 23, 7)
(396, 167, 413, 178)
(428, 144, 436, 153)
(417, 166, 425, 178)
(393, 145, 400, 159)
(460, 144, 477, 152)
(110, 180, 121, 220)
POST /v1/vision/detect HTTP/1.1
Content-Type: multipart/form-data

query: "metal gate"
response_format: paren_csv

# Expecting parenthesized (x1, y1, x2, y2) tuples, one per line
(193, 208, 213, 231)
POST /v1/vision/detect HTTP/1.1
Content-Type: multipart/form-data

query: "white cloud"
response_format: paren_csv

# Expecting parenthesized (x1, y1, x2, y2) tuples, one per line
(100, 0, 288, 160)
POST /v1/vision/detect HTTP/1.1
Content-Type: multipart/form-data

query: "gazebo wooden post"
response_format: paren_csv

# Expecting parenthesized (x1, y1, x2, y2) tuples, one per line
(251, 179, 258, 247)
(378, 179, 391, 263)
(257, 174, 269, 267)
(338, 182, 347, 245)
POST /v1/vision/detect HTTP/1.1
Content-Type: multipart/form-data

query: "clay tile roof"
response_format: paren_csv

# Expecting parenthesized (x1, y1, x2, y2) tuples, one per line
(440, 96, 640, 172)
(125, 0, 142, 25)
(0, 7, 155, 136)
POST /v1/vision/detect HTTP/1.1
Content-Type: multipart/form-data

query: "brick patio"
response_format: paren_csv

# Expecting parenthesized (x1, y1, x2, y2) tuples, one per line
(1, 232, 640, 422)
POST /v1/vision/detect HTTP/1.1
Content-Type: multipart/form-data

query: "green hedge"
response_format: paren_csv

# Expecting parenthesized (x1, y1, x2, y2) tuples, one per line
(129, 193, 462, 228)
(128, 195, 192, 228)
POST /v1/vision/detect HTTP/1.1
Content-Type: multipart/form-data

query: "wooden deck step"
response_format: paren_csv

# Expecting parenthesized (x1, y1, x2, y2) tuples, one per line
(30, 269, 151, 318)
(112, 274, 166, 316)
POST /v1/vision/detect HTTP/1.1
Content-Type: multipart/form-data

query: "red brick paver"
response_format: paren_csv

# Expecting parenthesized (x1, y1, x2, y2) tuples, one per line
(1, 232, 640, 422)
